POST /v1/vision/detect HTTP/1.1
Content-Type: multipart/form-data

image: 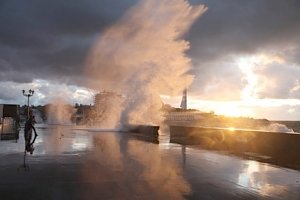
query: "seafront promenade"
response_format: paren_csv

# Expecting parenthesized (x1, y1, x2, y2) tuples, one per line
(1, 125, 300, 200)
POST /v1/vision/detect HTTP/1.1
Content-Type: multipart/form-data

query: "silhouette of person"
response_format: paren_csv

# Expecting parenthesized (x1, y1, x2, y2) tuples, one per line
(24, 115, 38, 154)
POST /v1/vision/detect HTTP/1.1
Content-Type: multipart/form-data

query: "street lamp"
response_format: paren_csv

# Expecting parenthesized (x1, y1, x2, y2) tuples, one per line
(22, 89, 34, 120)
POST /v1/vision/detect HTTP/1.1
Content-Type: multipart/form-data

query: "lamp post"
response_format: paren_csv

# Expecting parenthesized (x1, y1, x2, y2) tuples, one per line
(22, 89, 34, 120)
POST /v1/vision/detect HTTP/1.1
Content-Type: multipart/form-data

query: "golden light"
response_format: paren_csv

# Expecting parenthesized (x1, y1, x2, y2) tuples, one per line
(229, 127, 235, 131)
(237, 53, 285, 101)
(165, 53, 300, 120)
(188, 99, 254, 118)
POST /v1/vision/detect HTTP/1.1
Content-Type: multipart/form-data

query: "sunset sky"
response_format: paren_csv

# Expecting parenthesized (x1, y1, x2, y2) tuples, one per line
(0, 0, 300, 120)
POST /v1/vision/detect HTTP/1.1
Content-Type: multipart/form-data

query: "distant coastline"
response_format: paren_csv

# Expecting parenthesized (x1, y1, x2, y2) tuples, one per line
(165, 108, 300, 133)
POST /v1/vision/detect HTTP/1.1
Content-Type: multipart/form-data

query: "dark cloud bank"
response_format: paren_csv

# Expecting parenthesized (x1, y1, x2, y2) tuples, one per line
(0, 0, 300, 103)
(0, 0, 137, 85)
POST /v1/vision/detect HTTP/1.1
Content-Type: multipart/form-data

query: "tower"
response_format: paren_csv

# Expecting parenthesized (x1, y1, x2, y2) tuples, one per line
(180, 88, 187, 109)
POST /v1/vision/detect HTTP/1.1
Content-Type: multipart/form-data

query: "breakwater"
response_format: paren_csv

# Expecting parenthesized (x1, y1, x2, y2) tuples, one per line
(170, 126, 300, 169)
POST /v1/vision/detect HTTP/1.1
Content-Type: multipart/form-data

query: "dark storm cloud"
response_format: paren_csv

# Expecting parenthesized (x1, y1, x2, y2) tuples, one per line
(0, 0, 137, 42)
(188, 0, 300, 62)
(1, 0, 300, 82)
(0, 0, 137, 84)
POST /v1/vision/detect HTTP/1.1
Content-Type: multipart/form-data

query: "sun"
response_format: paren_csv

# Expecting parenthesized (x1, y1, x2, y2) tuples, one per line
(229, 127, 236, 131)
(188, 99, 254, 118)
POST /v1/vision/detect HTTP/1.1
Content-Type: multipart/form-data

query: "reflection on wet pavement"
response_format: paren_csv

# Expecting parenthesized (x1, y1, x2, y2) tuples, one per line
(0, 125, 300, 199)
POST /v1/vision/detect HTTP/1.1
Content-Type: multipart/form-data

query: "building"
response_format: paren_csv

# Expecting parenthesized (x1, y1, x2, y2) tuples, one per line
(94, 91, 123, 111)
(0, 104, 20, 140)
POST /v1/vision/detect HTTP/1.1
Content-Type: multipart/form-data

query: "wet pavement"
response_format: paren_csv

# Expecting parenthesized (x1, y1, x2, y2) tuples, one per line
(1, 125, 300, 200)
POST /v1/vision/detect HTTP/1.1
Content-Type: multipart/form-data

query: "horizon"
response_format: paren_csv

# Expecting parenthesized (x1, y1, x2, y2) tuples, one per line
(8, 101, 299, 122)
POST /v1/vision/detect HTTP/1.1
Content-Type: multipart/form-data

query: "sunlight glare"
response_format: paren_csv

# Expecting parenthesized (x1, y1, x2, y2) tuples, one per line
(229, 127, 235, 131)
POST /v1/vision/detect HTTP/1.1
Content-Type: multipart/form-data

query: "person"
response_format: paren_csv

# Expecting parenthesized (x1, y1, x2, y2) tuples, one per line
(24, 115, 38, 154)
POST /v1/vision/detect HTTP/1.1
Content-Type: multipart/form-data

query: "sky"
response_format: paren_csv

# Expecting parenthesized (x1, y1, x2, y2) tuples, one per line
(0, 0, 300, 120)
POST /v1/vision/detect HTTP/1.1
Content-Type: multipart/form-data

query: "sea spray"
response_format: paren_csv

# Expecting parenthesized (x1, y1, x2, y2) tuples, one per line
(46, 97, 75, 125)
(91, 91, 124, 128)
(263, 123, 294, 133)
(86, 0, 207, 127)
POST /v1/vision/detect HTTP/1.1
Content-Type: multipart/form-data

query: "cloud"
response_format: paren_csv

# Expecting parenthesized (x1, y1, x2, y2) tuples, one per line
(254, 61, 300, 99)
(0, 79, 92, 105)
(190, 56, 244, 100)
(187, 0, 300, 61)
(186, 0, 300, 100)
(0, 0, 136, 84)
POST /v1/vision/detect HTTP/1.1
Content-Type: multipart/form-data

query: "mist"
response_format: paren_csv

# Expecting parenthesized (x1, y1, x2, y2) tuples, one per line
(46, 98, 75, 125)
(86, 0, 207, 127)
(89, 92, 124, 128)
(263, 123, 294, 133)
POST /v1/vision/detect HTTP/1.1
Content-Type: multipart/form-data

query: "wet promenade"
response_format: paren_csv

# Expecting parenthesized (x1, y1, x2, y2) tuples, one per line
(1, 125, 300, 200)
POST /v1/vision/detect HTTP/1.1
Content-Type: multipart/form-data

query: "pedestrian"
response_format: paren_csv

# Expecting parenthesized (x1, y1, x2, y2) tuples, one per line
(24, 115, 38, 154)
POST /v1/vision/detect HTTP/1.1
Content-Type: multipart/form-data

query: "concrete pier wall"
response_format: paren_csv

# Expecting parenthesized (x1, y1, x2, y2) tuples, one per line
(170, 126, 300, 169)
(122, 124, 159, 137)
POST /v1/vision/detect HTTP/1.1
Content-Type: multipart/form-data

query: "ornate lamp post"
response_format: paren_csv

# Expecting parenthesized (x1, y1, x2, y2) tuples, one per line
(22, 89, 34, 120)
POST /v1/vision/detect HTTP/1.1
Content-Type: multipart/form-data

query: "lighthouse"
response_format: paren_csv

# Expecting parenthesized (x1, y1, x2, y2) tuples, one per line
(180, 89, 187, 109)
